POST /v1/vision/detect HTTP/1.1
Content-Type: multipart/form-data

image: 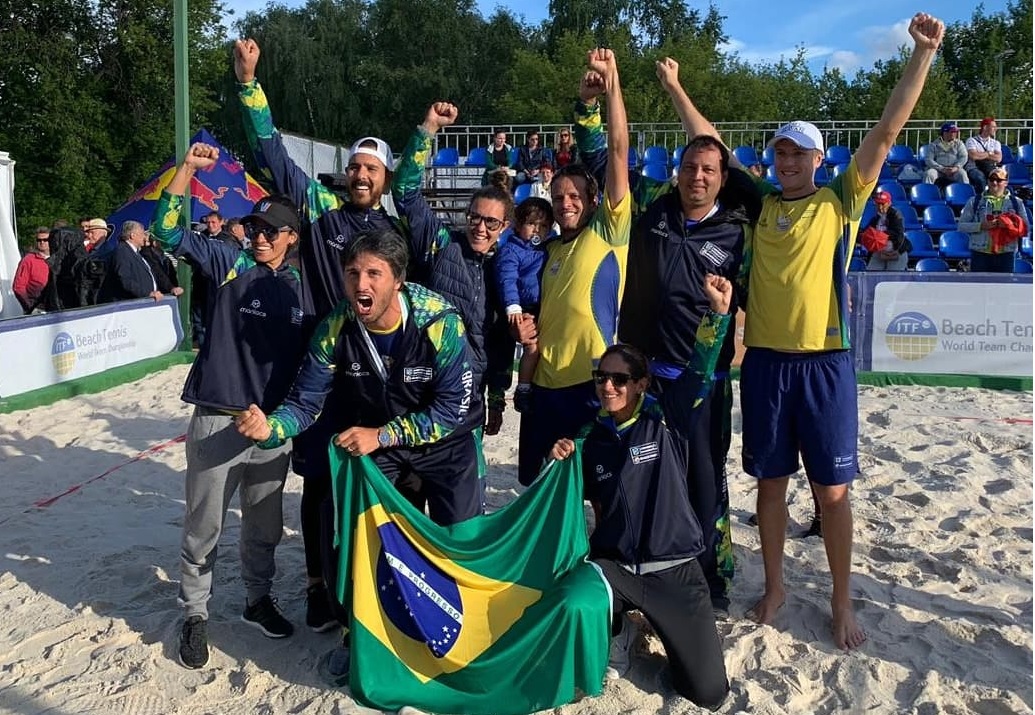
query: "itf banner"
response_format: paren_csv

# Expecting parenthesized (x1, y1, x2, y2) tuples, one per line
(862, 277, 1032, 377)
(0, 298, 183, 397)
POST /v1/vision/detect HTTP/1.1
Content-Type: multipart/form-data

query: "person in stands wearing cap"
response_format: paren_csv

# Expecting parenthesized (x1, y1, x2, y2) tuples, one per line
(863, 191, 909, 271)
(734, 13, 946, 651)
(152, 142, 307, 670)
(959, 165, 1031, 273)
(964, 117, 1004, 193)
(82, 218, 115, 256)
(923, 121, 969, 188)
(234, 38, 428, 634)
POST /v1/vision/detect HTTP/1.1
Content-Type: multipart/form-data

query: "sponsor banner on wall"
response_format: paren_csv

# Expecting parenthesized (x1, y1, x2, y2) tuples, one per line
(0, 298, 183, 397)
(869, 281, 1032, 376)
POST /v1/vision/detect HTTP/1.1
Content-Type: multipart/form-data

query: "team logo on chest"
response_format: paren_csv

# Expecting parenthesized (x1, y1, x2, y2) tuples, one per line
(629, 441, 659, 465)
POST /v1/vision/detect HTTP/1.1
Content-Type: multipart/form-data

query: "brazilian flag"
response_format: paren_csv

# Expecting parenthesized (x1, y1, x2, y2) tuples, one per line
(329, 445, 611, 714)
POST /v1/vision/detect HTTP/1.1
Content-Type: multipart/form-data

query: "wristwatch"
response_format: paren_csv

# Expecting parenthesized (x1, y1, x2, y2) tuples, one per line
(377, 427, 392, 449)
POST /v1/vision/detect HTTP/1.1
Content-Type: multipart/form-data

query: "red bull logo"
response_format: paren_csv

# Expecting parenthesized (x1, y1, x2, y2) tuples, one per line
(189, 177, 229, 212)
(234, 174, 269, 203)
(125, 164, 176, 204)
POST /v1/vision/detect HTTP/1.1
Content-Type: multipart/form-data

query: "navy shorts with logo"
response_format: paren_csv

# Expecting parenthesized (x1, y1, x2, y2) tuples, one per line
(740, 348, 858, 486)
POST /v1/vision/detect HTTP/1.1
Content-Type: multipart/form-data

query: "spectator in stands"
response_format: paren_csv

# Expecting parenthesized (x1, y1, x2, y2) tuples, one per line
(235, 38, 422, 634)
(140, 232, 184, 297)
(392, 101, 516, 442)
(863, 190, 910, 270)
(737, 13, 945, 651)
(103, 220, 164, 302)
(189, 210, 239, 346)
(959, 166, 1031, 273)
(154, 142, 306, 670)
(201, 211, 237, 246)
(553, 127, 579, 168)
(530, 162, 555, 200)
(487, 167, 512, 193)
(923, 122, 969, 188)
(515, 131, 552, 186)
(517, 49, 631, 487)
(13, 227, 51, 313)
(487, 129, 512, 171)
(226, 218, 248, 248)
(82, 218, 114, 255)
(964, 117, 1003, 192)
(41, 227, 89, 311)
(496, 197, 553, 412)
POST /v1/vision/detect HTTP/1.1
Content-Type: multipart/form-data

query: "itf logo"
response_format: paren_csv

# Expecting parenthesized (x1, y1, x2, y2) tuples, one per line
(885, 311, 938, 361)
(51, 332, 76, 376)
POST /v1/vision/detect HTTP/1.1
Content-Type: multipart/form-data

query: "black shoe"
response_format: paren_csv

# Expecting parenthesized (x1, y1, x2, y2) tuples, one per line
(799, 516, 823, 538)
(306, 583, 338, 633)
(178, 615, 209, 669)
(241, 595, 294, 638)
(514, 389, 532, 414)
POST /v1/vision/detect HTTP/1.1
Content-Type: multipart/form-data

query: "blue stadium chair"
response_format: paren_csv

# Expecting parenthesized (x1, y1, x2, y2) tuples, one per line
(733, 146, 760, 167)
(858, 203, 877, 232)
(915, 257, 950, 272)
(1013, 258, 1033, 273)
(509, 147, 521, 167)
(831, 162, 850, 178)
(897, 163, 924, 186)
(641, 162, 671, 182)
(906, 230, 938, 259)
(642, 145, 669, 167)
(814, 165, 830, 186)
(825, 145, 851, 166)
(761, 146, 775, 166)
(513, 183, 533, 204)
(849, 257, 866, 272)
(922, 204, 958, 233)
(917, 144, 931, 164)
(943, 183, 976, 212)
(877, 182, 907, 203)
(1021, 236, 1033, 258)
(887, 144, 917, 167)
(464, 147, 489, 167)
(853, 243, 869, 258)
(672, 145, 685, 167)
(1019, 144, 1034, 167)
(909, 183, 945, 209)
(879, 162, 896, 181)
(1000, 145, 1015, 165)
(1006, 162, 1033, 187)
(627, 146, 640, 169)
(765, 165, 780, 184)
(432, 147, 459, 167)
(894, 202, 923, 231)
(938, 230, 971, 260)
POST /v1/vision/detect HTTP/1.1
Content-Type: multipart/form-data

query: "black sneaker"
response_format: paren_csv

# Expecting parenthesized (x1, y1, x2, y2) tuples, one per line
(178, 615, 209, 669)
(306, 583, 338, 633)
(241, 595, 294, 638)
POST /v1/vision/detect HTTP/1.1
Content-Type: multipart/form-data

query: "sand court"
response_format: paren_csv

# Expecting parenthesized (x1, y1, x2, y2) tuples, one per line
(0, 364, 1030, 714)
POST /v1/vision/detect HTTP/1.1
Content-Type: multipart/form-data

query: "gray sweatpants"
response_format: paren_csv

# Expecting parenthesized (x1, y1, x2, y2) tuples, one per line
(178, 407, 291, 619)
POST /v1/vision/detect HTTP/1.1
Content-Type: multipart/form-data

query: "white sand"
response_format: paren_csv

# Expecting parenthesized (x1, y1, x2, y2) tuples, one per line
(0, 366, 1031, 714)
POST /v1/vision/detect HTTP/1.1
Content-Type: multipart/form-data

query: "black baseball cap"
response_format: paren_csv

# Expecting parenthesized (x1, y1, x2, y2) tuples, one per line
(242, 197, 300, 234)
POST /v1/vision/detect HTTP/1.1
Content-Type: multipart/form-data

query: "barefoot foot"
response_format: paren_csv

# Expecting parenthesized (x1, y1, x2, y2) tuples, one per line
(832, 602, 866, 650)
(748, 590, 785, 625)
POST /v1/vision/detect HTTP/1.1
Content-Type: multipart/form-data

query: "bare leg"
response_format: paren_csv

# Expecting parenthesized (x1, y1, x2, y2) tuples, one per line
(517, 339, 538, 385)
(749, 476, 790, 624)
(812, 482, 866, 650)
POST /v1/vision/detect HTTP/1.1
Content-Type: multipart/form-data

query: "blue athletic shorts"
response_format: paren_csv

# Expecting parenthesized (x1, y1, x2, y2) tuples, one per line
(740, 348, 858, 486)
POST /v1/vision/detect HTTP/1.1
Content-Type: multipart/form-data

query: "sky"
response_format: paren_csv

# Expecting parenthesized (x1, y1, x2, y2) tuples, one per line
(222, 0, 1012, 75)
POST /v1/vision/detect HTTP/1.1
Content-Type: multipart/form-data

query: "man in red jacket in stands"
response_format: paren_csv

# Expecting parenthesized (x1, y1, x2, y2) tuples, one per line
(13, 226, 51, 313)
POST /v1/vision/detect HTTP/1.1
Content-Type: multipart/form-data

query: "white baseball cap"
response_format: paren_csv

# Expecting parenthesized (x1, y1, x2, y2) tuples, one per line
(767, 121, 825, 153)
(348, 137, 395, 171)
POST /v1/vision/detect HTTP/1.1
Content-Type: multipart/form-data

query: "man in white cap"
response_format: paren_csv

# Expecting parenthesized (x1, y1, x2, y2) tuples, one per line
(233, 37, 421, 637)
(738, 13, 946, 651)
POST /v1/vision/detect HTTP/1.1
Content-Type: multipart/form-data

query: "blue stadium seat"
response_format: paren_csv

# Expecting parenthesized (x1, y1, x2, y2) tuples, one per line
(1006, 162, 1033, 187)
(465, 147, 489, 167)
(879, 163, 897, 181)
(642, 145, 669, 167)
(1013, 258, 1033, 273)
(887, 144, 917, 166)
(825, 145, 851, 166)
(894, 202, 923, 230)
(641, 162, 671, 182)
(509, 147, 521, 167)
(922, 204, 958, 233)
(1001, 145, 1015, 165)
(906, 230, 938, 259)
(938, 230, 971, 260)
(733, 145, 760, 167)
(909, 183, 945, 208)
(814, 165, 830, 186)
(831, 162, 850, 178)
(1021, 236, 1033, 258)
(1019, 144, 1034, 167)
(761, 146, 775, 166)
(917, 144, 931, 164)
(849, 257, 866, 272)
(943, 183, 976, 212)
(877, 182, 907, 203)
(672, 145, 685, 167)
(897, 163, 924, 186)
(765, 165, 780, 184)
(627, 147, 640, 169)
(915, 257, 950, 272)
(432, 147, 459, 167)
(513, 183, 533, 203)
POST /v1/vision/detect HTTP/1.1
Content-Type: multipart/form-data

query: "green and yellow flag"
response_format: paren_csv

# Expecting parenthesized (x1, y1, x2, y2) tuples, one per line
(329, 446, 611, 715)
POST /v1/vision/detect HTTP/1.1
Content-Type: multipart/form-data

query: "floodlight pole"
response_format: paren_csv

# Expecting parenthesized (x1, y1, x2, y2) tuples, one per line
(173, 0, 193, 350)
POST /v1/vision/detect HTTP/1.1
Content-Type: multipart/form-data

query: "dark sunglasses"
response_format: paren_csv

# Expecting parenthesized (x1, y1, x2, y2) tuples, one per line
(592, 370, 634, 387)
(244, 224, 292, 241)
(466, 212, 504, 232)
(36, 237, 49, 242)
(989, 178, 1007, 184)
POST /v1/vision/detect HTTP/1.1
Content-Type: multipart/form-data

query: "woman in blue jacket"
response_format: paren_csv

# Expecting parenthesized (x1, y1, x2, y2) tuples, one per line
(550, 274, 732, 711)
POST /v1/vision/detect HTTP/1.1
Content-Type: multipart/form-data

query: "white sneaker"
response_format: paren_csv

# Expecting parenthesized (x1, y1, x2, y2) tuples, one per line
(604, 613, 635, 681)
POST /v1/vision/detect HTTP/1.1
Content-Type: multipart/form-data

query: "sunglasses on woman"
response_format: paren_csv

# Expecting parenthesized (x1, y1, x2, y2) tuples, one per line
(592, 370, 633, 386)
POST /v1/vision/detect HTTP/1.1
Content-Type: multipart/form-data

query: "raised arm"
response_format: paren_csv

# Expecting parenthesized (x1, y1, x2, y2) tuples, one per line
(655, 57, 738, 166)
(854, 13, 945, 183)
(588, 49, 629, 208)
